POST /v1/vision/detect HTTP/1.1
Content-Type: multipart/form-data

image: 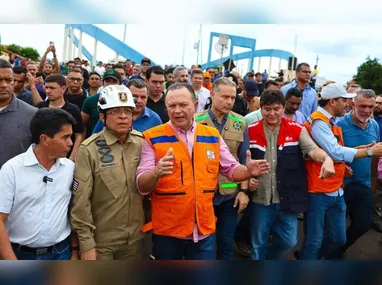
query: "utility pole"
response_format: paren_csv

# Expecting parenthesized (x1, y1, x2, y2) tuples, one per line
(316, 55, 319, 66)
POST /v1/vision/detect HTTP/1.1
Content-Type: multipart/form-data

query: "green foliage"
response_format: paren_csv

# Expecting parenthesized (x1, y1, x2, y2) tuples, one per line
(20, 47, 40, 61)
(0, 45, 3, 54)
(355, 57, 382, 94)
(6, 44, 21, 55)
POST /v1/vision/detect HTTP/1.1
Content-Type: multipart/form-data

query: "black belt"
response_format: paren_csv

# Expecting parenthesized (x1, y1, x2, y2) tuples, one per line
(11, 236, 70, 255)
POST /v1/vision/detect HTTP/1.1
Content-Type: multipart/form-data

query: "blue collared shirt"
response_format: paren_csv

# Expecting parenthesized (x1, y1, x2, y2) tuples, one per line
(281, 81, 318, 118)
(310, 107, 357, 196)
(16, 89, 34, 106)
(337, 112, 380, 188)
(92, 106, 162, 134)
(206, 108, 250, 205)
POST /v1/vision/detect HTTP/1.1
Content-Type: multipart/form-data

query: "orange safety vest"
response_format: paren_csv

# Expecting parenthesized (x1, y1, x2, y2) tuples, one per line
(142, 122, 220, 237)
(304, 111, 345, 193)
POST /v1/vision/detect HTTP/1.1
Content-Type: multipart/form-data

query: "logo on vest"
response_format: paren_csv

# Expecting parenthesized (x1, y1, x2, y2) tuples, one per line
(206, 149, 215, 160)
(232, 121, 244, 131)
(285, 136, 293, 141)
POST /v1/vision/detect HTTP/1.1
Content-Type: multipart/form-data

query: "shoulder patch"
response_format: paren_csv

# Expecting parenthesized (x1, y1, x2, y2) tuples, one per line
(131, 129, 144, 138)
(194, 111, 209, 121)
(228, 112, 246, 125)
(81, 133, 101, 146)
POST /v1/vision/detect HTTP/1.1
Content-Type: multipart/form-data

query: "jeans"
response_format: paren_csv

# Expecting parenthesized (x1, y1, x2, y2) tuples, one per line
(300, 193, 346, 260)
(152, 234, 215, 260)
(249, 202, 298, 260)
(12, 238, 71, 260)
(336, 183, 372, 256)
(214, 198, 239, 260)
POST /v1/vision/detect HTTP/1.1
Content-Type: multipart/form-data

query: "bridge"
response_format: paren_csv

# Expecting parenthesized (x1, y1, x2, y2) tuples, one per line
(63, 24, 294, 72)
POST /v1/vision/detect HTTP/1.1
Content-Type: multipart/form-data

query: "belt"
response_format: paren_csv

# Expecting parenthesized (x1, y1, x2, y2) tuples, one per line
(11, 236, 70, 255)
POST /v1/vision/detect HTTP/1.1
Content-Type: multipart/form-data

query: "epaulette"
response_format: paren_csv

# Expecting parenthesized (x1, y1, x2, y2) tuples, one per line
(131, 129, 144, 138)
(81, 133, 101, 146)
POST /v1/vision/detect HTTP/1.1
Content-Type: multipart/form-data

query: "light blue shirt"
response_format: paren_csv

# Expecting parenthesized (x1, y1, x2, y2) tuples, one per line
(310, 107, 357, 196)
(0, 145, 74, 247)
(281, 81, 318, 118)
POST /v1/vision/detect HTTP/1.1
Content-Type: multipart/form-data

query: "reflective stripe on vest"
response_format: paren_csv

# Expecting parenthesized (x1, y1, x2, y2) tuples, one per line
(143, 122, 220, 237)
(194, 110, 246, 195)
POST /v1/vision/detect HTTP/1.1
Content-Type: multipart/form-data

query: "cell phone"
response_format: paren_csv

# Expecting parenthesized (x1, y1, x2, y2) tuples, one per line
(49, 41, 54, 47)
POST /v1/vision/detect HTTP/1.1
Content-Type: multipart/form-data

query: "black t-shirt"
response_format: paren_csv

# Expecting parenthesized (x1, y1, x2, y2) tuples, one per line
(36, 100, 84, 157)
(64, 88, 88, 111)
(147, 94, 169, 123)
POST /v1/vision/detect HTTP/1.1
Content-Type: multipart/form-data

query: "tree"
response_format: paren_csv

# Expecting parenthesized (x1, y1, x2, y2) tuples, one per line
(0, 45, 3, 55)
(6, 44, 21, 55)
(20, 47, 40, 61)
(355, 57, 382, 94)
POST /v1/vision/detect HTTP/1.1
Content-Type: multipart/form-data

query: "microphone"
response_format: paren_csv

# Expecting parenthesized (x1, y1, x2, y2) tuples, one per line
(43, 176, 53, 183)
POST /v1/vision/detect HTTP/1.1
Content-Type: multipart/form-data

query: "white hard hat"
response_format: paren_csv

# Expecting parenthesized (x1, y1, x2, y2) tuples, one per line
(98, 85, 135, 112)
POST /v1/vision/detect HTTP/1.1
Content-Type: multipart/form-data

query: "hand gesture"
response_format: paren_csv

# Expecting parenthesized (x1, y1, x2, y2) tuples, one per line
(249, 178, 259, 191)
(234, 192, 249, 214)
(344, 165, 353, 177)
(319, 157, 335, 179)
(154, 148, 174, 178)
(26, 72, 35, 87)
(371, 142, 382, 156)
(80, 248, 97, 260)
(245, 150, 270, 177)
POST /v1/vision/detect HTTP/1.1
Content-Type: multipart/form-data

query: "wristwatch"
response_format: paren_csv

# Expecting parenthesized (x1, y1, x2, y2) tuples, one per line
(239, 188, 249, 194)
(366, 147, 373, 157)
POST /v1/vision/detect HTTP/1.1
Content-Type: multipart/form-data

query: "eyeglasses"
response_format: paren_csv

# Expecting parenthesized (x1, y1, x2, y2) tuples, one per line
(376, 102, 382, 105)
(106, 108, 133, 116)
(68, 77, 83, 82)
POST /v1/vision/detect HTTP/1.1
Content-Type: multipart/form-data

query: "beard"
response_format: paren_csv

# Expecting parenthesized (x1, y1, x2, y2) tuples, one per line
(374, 109, 382, 116)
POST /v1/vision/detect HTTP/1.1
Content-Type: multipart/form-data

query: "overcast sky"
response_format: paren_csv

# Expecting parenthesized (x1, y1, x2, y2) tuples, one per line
(0, 24, 381, 85)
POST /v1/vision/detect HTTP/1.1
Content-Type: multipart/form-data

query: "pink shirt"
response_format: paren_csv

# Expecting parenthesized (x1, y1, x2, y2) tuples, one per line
(136, 120, 241, 242)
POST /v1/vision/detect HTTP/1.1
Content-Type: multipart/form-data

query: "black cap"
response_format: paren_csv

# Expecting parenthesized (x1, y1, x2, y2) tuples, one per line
(141, 58, 151, 65)
(103, 69, 122, 83)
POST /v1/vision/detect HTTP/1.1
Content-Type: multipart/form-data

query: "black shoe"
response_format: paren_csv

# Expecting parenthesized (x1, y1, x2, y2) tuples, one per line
(234, 240, 251, 257)
(294, 250, 300, 260)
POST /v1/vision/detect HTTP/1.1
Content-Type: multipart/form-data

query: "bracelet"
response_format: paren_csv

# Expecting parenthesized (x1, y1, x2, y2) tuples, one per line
(71, 246, 79, 251)
(239, 188, 249, 194)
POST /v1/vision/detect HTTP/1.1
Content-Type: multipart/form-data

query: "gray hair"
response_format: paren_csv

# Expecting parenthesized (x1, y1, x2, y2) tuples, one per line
(166, 82, 196, 102)
(355, 89, 376, 101)
(173, 66, 188, 78)
(127, 79, 147, 90)
(212, 77, 237, 94)
(0, 58, 12, 69)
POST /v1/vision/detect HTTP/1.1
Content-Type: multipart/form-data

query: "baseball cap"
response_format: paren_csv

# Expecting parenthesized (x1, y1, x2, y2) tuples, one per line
(244, 80, 259, 97)
(203, 71, 211, 79)
(320, 83, 356, 100)
(141, 58, 151, 65)
(103, 69, 122, 83)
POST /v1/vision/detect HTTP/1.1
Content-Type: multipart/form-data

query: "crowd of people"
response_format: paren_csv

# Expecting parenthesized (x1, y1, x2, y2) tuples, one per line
(1, 44, 382, 261)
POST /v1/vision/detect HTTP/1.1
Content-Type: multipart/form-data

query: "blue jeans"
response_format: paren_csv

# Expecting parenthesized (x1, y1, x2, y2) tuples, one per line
(152, 234, 215, 260)
(249, 202, 298, 260)
(300, 193, 346, 260)
(214, 198, 239, 260)
(12, 238, 71, 260)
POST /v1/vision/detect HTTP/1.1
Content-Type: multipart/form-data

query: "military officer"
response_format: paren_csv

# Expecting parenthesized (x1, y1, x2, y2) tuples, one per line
(70, 85, 145, 260)
(194, 77, 250, 260)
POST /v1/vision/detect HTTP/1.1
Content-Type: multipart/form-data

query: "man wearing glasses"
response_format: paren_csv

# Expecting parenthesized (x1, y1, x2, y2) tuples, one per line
(70, 85, 145, 260)
(281, 63, 318, 119)
(64, 68, 89, 111)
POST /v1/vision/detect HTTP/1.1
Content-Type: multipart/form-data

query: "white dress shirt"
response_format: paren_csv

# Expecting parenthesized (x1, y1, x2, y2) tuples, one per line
(0, 145, 74, 247)
(195, 86, 211, 112)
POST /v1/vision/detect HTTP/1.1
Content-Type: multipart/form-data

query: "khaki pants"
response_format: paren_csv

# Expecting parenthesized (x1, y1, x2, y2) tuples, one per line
(96, 240, 142, 260)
